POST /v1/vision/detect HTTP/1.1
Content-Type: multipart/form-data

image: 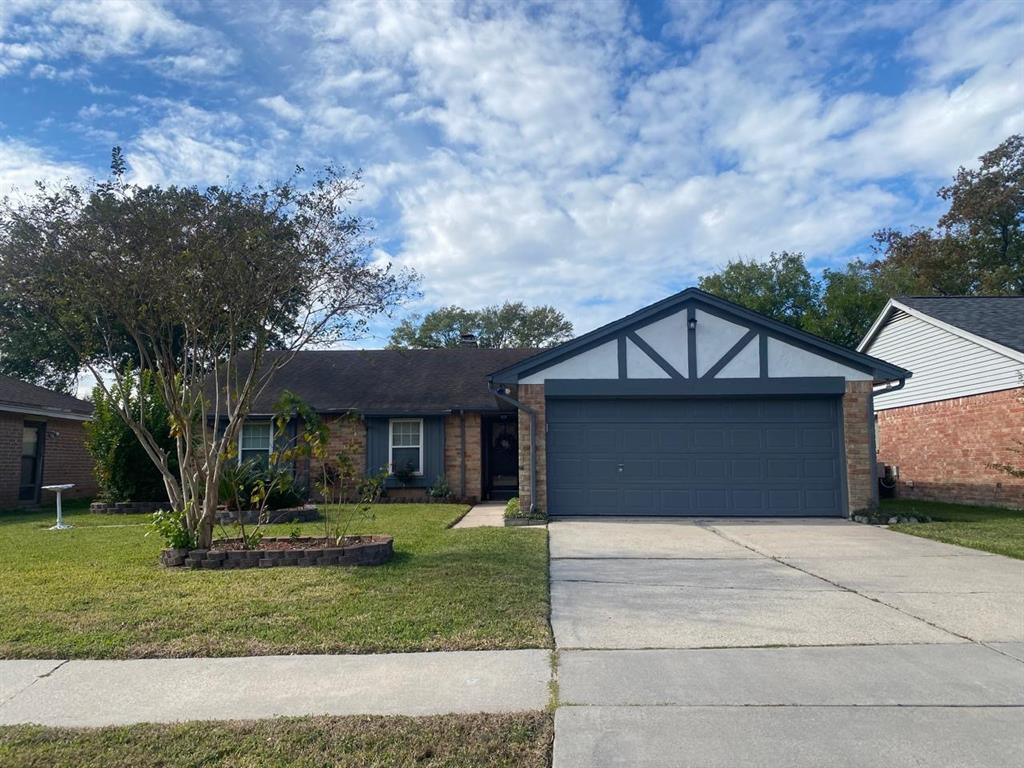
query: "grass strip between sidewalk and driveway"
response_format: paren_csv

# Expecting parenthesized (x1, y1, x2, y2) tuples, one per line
(882, 499, 1024, 559)
(0, 503, 551, 659)
(0, 712, 553, 768)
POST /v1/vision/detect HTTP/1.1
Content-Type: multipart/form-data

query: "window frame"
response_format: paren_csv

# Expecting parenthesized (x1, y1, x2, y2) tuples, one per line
(238, 419, 274, 466)
(388, 418, 424, 477)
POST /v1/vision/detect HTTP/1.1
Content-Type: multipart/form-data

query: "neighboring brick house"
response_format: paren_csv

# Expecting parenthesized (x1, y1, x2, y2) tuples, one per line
(859, 296, 1024, 509)
(0, 375, 96, 509)
(246, 289, 907, 517)
(235, 348, 536, 503)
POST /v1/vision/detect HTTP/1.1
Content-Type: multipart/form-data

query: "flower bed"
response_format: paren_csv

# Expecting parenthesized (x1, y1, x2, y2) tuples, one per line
(213, 504, 320, 526)
(161, 535, 393, 570)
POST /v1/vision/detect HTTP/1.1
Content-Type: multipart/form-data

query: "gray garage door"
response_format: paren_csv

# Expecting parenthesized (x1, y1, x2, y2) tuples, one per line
(546, 397, 844, 517)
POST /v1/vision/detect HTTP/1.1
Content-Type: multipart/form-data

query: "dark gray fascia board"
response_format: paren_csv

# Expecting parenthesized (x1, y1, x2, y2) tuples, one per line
(488, 287, 911, 384)
(543, 377, 848, 398)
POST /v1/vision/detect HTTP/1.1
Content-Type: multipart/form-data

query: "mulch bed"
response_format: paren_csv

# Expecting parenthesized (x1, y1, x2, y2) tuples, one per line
(211, 535, 384, 551)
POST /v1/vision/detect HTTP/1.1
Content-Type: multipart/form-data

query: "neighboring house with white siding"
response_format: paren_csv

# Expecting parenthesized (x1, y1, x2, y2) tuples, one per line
(859, 296, 1024, 509)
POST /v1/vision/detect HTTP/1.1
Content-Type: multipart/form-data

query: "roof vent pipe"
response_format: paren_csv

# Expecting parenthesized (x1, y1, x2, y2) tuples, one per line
(459, 333, 478, 347)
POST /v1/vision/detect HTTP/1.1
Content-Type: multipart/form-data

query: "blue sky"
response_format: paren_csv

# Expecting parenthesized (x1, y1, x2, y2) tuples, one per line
(1, 0, 1022, 348)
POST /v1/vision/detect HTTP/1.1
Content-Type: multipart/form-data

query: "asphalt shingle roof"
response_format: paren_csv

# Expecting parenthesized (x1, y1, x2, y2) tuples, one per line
(0, 375, 93, 417)
(898, 296, 1024, 355)
(244, 348, 540, 414)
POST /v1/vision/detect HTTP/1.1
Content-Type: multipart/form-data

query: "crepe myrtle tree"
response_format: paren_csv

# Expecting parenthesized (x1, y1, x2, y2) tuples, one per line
(0, 149, 416, 548)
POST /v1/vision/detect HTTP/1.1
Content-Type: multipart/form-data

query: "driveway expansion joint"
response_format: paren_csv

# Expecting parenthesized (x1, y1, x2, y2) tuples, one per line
(700, 522, 976, 645)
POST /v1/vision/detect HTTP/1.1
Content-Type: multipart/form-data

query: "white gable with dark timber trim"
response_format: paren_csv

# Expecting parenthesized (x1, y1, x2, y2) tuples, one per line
(519, 303, 871, 384)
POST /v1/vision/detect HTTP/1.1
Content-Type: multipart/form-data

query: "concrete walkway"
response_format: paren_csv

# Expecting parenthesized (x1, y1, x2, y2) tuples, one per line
(550, 518, 1024, 767)
(0, 649, 550, 727)
(452, 500, 507, 528)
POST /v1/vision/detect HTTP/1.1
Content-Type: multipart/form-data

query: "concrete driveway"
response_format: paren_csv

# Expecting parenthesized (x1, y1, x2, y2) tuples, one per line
(550, 518, 1024, 767)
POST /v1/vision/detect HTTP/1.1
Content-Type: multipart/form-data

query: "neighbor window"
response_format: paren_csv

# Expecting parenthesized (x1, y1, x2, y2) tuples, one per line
(389, 418, 423, 476)
(239, 421, 272, 466)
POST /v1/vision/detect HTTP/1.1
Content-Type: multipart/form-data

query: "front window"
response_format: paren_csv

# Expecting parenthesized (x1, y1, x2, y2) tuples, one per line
(389, 418, 423, 476)
(239, 421, 272, 466)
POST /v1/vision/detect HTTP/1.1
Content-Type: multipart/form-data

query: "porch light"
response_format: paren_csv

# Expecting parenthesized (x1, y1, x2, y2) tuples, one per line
(688, 316, 697, 331)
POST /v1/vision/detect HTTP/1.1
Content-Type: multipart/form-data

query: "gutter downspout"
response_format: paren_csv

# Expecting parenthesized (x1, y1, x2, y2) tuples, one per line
(872, 377, 907, 395)
(489, 383, 538, 515)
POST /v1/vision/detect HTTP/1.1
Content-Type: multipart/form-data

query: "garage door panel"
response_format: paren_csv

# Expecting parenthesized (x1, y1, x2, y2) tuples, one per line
(765, 428, 798, 449)
(804, 458, 837, 479)
(732, 458, 761, 480)
(694, 428, 726, 449)
(657, 458, 691, 479)
(805, 488, 839, 509)
(622, 428, 657, 452)
(802, 427, 835, 449)
(732, 488, 765, 512)
(547, 397, 844, 517)
(730, 428, 762, 449)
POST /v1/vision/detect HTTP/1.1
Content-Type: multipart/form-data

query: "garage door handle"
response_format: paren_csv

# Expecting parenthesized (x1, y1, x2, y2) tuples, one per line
(617, 463, 624, 472)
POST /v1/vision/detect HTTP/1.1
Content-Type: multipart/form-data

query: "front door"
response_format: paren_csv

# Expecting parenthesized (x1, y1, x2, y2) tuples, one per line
(19, 421, 45, 503)
(484, 414, 519, 500)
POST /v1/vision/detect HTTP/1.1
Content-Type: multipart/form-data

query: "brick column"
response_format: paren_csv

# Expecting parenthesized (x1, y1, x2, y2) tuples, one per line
(842, 380, 875, 515)
(444, 412, 482, 503)
(516, 384, 547, 514)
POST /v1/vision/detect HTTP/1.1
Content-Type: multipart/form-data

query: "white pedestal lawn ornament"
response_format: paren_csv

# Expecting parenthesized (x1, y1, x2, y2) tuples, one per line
(42, 484, 75, 530)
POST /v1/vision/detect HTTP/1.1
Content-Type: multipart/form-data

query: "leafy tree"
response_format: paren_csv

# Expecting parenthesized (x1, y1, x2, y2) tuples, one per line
(388, 306, 479, 348)
(872, 133, 1023, 295)
(697, 251, 819, 329)
(86, 369, 176, 503)
(0, 151, 415, 548)
(388, 301, 573, 349)
(700, 135, 1023, 348)
(804, 260, 890, 349)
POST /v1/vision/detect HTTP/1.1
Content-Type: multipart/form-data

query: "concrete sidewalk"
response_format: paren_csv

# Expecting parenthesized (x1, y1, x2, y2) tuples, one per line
(452, 501, 507, 528)
(0, 649, 550, 727)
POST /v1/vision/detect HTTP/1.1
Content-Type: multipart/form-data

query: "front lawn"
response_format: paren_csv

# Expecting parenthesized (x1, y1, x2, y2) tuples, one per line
(0, 504, 550, 659)
(883, 499, 1024, 559)
(0, 712, 553, 768)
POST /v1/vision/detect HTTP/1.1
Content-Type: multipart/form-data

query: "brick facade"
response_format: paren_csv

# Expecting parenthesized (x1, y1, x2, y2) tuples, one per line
(444, 412, 482, 502)
(306, 414, 367, 498)
(516, 384, 547, 514)
(876, 387, 1024, 509)
(0, 411, 97, 510)
(842, 380, 876, 515)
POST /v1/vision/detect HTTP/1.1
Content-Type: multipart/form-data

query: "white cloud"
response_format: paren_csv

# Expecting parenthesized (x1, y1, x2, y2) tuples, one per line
(257, 95, 303, 122)
(1, 0, 1019, 341)
(125, 104, 275, 187)
(0, 137, 90, 197)
(0, 0, 238, 79)
(308, 0, 1021, 335)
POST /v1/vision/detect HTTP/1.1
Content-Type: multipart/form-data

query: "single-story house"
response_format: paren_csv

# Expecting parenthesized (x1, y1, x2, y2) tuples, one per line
(0, 375, 96, 509)
(859, 296, 1024, 509)
(238, 347, 538, 503)
(249, 288, 908, 517)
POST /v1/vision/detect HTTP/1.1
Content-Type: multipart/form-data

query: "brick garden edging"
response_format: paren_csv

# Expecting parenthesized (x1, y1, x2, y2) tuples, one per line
(90, 501, 166, 514)
(161, 535, 393, 570)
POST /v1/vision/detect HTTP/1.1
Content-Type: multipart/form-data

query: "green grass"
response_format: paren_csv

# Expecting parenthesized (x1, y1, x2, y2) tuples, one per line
(0, 712, 553, 768)
(0, 503, 550, 659)
(883, 498, 1024, 559)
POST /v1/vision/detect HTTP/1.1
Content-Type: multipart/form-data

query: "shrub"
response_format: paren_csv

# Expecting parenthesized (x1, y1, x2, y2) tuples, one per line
(428, 475, 452, 501)
(148, 505, 195, 550)
(504, 497, 521, 518)
(85, 369, 175, 502)
(219, 461, 305, 512)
